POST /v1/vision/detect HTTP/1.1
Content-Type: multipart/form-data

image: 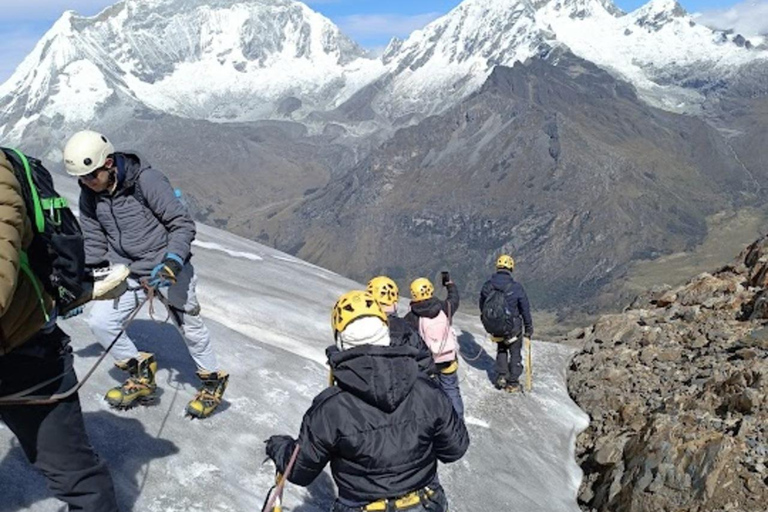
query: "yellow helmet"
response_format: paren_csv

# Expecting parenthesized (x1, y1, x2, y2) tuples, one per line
(331, 290, 388, 337)
(496, 254, 515, 271)
(410, 278, 434, 302)
(367, 276, 399, 307)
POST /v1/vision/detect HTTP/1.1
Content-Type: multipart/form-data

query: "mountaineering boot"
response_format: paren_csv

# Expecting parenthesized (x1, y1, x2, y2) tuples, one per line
(186, 370, 229, 419)
(494, 376, 507, 390)
(105, 352, 158, 408)
(505, 382, 521, 393)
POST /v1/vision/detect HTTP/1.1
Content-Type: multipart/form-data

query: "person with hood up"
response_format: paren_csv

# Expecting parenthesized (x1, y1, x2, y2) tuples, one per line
(366, 275, 435, 376)
(265, 290, 469, 512)
(404, 275, 463, 417)
(62, 130, 229, 419)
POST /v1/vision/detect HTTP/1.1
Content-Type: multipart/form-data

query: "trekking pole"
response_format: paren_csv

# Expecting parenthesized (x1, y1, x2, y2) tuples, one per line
(0, 295, 151, 406)
(524, 337, 533, 393)
(261, 445, 300, 512)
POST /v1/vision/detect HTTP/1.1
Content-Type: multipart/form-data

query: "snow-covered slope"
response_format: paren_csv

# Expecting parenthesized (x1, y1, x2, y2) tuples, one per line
(0, 179, 589, 512)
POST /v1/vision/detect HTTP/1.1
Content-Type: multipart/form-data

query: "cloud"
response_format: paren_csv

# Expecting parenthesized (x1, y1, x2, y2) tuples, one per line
(1, 0, 114, 21)
(336, 12, 443, 42)
(0, 27, 44, 86)
(693, 1, 768, 37)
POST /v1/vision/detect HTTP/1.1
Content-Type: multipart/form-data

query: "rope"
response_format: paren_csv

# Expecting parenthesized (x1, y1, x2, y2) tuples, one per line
(262, 445, 301, 512)
(0, 284, 157, 406)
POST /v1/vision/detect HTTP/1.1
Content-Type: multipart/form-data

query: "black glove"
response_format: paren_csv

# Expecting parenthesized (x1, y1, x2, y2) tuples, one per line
(265, 435, 296, 474)
(441, 271, 451, 287)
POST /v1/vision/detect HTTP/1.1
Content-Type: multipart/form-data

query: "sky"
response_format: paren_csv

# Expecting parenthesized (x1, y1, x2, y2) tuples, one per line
(0, 0, 765, 85)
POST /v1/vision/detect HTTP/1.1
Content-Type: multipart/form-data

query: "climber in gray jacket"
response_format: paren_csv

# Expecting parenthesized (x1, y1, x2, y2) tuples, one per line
(63, 130, 228, 419)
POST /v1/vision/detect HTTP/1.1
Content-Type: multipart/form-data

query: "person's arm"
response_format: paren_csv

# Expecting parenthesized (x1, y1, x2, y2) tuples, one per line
(479, 281, 491, 310)
(518, 284, 534, 337)
(432, 387, 470, 463)
(0, 155, 26, 317)
(266, 392, 337, 486)
(444, 282, 460, 317)
(78, 191, 110, 267)
(139, 168, 196, 261)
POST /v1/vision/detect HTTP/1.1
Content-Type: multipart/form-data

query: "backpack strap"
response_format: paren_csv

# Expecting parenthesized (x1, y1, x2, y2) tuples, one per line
(18, 251, 50, 323)
(7, 149, 45, 233)
(4, 149, 51, 322)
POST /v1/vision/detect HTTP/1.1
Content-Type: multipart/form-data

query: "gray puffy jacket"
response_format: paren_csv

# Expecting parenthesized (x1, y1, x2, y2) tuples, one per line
(79, 153, 195, 277)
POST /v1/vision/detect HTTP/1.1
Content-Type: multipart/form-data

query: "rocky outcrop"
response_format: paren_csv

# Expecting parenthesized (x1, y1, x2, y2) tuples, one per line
(567, 235, 768, 511)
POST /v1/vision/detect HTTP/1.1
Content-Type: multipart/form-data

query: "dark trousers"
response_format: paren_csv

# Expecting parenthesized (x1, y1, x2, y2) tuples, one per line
(495, 336, 523, 384)
(0, 327, 119, 512)
(437, 369, 464, 418)
(332, 486, 449, 512)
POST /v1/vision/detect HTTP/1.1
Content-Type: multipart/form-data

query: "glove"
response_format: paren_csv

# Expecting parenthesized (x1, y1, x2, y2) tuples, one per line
(265, 435, 296, 474)
(148, 253, 184, 289)
(441, 271, 451, 287)
(61, 306, 84, 320)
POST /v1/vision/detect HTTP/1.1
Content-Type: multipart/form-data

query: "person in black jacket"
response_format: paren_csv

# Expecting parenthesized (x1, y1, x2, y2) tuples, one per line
(266, 290, 469, 512)
(479, 254, 534, 392)
(404, 275, 463, 416)
(367, 275, 435, 376)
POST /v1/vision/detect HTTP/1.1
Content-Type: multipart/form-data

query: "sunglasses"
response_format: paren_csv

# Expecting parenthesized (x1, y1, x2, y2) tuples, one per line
(79, 167, 105, 182)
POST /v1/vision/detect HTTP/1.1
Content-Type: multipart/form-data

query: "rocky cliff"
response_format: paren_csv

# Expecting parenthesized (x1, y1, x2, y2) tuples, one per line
(567, 235, 768, 510)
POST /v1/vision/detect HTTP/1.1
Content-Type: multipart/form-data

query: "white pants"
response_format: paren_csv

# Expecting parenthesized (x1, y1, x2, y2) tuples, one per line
(88, 263, 219, 372)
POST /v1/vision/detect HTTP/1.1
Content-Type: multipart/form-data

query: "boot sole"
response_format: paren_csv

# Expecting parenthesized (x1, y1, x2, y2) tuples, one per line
(106, 393, 158, 409)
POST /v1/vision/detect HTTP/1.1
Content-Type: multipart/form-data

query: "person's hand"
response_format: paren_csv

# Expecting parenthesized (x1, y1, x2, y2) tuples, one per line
(61, 306, 84, 320)
(441, 271, 451, 287)
(265, 435, 296, 474)
(148, 253, 183, 289)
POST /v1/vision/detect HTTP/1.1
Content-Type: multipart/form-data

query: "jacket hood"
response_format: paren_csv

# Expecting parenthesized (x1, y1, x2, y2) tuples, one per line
(490, 270, 516, 288)
(327, 345, 420, 413)
(409, 297, 443, 319)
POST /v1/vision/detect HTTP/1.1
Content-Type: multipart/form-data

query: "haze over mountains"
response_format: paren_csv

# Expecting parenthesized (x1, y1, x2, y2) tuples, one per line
(2, 0, 767, 327)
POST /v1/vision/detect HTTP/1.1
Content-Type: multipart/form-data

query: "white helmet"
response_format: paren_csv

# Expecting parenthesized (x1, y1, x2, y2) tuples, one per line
(64, 130, 115, 176)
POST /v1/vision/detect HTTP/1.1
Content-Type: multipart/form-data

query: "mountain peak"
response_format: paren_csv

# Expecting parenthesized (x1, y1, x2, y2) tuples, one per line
(632, 0, 688, 30)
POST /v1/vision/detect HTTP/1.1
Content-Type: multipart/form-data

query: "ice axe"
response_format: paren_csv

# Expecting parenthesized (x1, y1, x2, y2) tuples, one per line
(262, 444, 300, 512)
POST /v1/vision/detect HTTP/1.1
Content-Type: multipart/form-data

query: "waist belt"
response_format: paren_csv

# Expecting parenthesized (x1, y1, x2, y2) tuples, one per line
(363, 487, 435, 512)
(491, 335, 518, 344)
(438, 360, 458, 375)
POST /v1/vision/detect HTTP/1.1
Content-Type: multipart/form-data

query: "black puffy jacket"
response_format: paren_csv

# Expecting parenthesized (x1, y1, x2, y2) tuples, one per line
(479, 270, 533, 337)
(271, 345, 469, 505)
(388, 315, 436, 376)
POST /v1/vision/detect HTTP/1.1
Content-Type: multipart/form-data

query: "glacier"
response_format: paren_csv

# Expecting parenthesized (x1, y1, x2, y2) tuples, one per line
(0, 178, 590, 512)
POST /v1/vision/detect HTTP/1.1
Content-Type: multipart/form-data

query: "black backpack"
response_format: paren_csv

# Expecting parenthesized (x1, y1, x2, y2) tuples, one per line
(480, 282, 521, 338)
(2, 148, 86, 315)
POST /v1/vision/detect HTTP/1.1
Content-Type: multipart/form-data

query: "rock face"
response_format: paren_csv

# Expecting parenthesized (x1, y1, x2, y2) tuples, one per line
(260, 51, 759, 312)
(567, 236, 768, 511)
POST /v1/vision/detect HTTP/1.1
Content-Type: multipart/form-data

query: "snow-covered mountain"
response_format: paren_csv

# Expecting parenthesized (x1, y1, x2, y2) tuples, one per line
(373, 0, 768, 118)
(0, 178, 589, 512)
(0, 0, 383, 140)
(1, 0, 766, 142)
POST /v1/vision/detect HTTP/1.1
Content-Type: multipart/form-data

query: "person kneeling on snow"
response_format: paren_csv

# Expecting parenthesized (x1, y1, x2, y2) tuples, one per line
(266, 290, 469, 512)
(404, 275, 464, 417)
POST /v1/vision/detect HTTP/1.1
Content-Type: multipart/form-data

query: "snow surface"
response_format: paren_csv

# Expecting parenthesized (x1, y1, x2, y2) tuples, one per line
(0, 179, 589, 512)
